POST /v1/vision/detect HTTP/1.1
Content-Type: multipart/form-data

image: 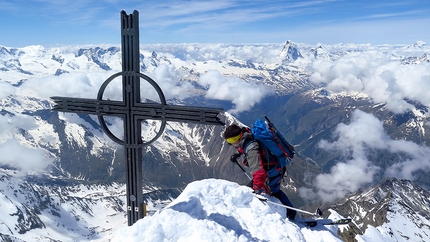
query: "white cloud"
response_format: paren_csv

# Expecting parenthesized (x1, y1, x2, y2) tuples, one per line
(0, 113, 39, 141)
(0, 113, 54, 175)
(19, 72, 113, 100)
(0, 82, 16, 99)
(144, 64, 194, 101)
(300, 109, 430, 203)
(308, 52, 430, 114)
(18, 65, 195, 104)
(199, 70, 270, 114)
(385, 139, 430, 180)
(0, 139, 52, 175)
(145, 43, 282, 63)
(301, 110, 383, 202)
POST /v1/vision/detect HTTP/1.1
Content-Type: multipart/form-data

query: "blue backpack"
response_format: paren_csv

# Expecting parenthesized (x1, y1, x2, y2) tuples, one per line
(250, 117, 295, 168)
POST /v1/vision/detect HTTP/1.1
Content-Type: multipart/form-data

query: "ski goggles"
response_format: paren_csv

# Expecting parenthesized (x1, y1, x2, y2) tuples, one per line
(226, 133, 242, 144)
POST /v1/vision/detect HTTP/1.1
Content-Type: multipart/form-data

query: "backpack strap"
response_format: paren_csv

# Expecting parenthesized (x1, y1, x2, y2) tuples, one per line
(244, 139, 278, 170)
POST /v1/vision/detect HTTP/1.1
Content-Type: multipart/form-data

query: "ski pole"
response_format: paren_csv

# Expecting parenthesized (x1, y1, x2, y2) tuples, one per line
(234, 161, 253, 181)
(255, 194, 323, 217)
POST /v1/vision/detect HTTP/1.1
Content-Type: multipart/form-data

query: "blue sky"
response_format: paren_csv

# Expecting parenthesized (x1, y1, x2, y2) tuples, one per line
(1, 0, 429, 47)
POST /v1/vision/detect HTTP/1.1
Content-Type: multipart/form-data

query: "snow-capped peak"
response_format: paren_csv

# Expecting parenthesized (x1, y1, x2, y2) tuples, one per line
(280, 40, 304, 62)
(413, 40, 426, 48)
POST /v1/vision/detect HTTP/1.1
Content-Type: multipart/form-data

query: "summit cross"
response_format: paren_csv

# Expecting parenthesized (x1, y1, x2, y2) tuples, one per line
(51, 10, 224, 226)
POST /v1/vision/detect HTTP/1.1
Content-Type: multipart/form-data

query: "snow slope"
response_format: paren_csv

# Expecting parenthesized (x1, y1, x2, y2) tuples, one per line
(112, 179, 348, 242)
(0, 168, 127, 241)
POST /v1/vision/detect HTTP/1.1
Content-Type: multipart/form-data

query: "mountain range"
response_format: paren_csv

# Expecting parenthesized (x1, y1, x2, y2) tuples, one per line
(1, 41, 430, 241)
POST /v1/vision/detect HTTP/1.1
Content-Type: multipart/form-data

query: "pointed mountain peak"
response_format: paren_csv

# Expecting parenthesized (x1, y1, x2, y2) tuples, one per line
(310, 45, 330, 59)
(0, 46, 12, 56)
(413, 40, 426, 48)
(406, 40, 427, 49)
(280, 40, 303, 62)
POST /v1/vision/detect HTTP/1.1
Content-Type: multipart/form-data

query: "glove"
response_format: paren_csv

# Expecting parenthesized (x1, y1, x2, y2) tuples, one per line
(252, 189, 261, 194)
(230, 153, 241, 163)
(253, 176, 271, 195)
(263, 183, 271, 195)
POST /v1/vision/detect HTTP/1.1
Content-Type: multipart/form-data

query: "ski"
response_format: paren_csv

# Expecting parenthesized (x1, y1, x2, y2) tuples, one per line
(298, 218, 352, 227)
(324, 218, 352, 225)
(301, 220, 318, 227)
(255, 194, 323, 217)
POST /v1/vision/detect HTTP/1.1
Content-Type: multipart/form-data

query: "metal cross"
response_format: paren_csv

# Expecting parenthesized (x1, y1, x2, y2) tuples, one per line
(51, 10, 224, 226)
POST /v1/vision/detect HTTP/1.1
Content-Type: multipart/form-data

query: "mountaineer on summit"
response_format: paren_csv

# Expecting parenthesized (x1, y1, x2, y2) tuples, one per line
(223, 123, 297, 220)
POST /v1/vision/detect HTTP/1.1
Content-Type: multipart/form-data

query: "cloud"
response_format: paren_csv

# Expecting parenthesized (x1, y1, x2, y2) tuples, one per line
(19, 72, 113, 100)
(199, 70, 270, 114)
(308, 52, 430, 114)
(384, 139, 430, 180)
(0, 139, 52, 175)
(0, 113, 55, 175)
(0, 82, 16, 99)
(144, 64, 194, 101)
(19, 65, 194, 103)
(0, 113, 39, 139)
(149, 43, 282, 63)
(300, 110, 382, 203)
(299, 109, 430, 203)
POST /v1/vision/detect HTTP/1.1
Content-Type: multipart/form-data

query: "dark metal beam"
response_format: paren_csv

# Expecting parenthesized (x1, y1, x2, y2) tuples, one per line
(50, 10, 224, 226)
(51, 97, 224, 125)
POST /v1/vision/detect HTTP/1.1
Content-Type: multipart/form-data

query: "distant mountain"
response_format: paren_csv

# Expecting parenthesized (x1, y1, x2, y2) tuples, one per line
(280, 40, 304, 63)
(334, 178, 430, 241)
(0, 168, 126, 241)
